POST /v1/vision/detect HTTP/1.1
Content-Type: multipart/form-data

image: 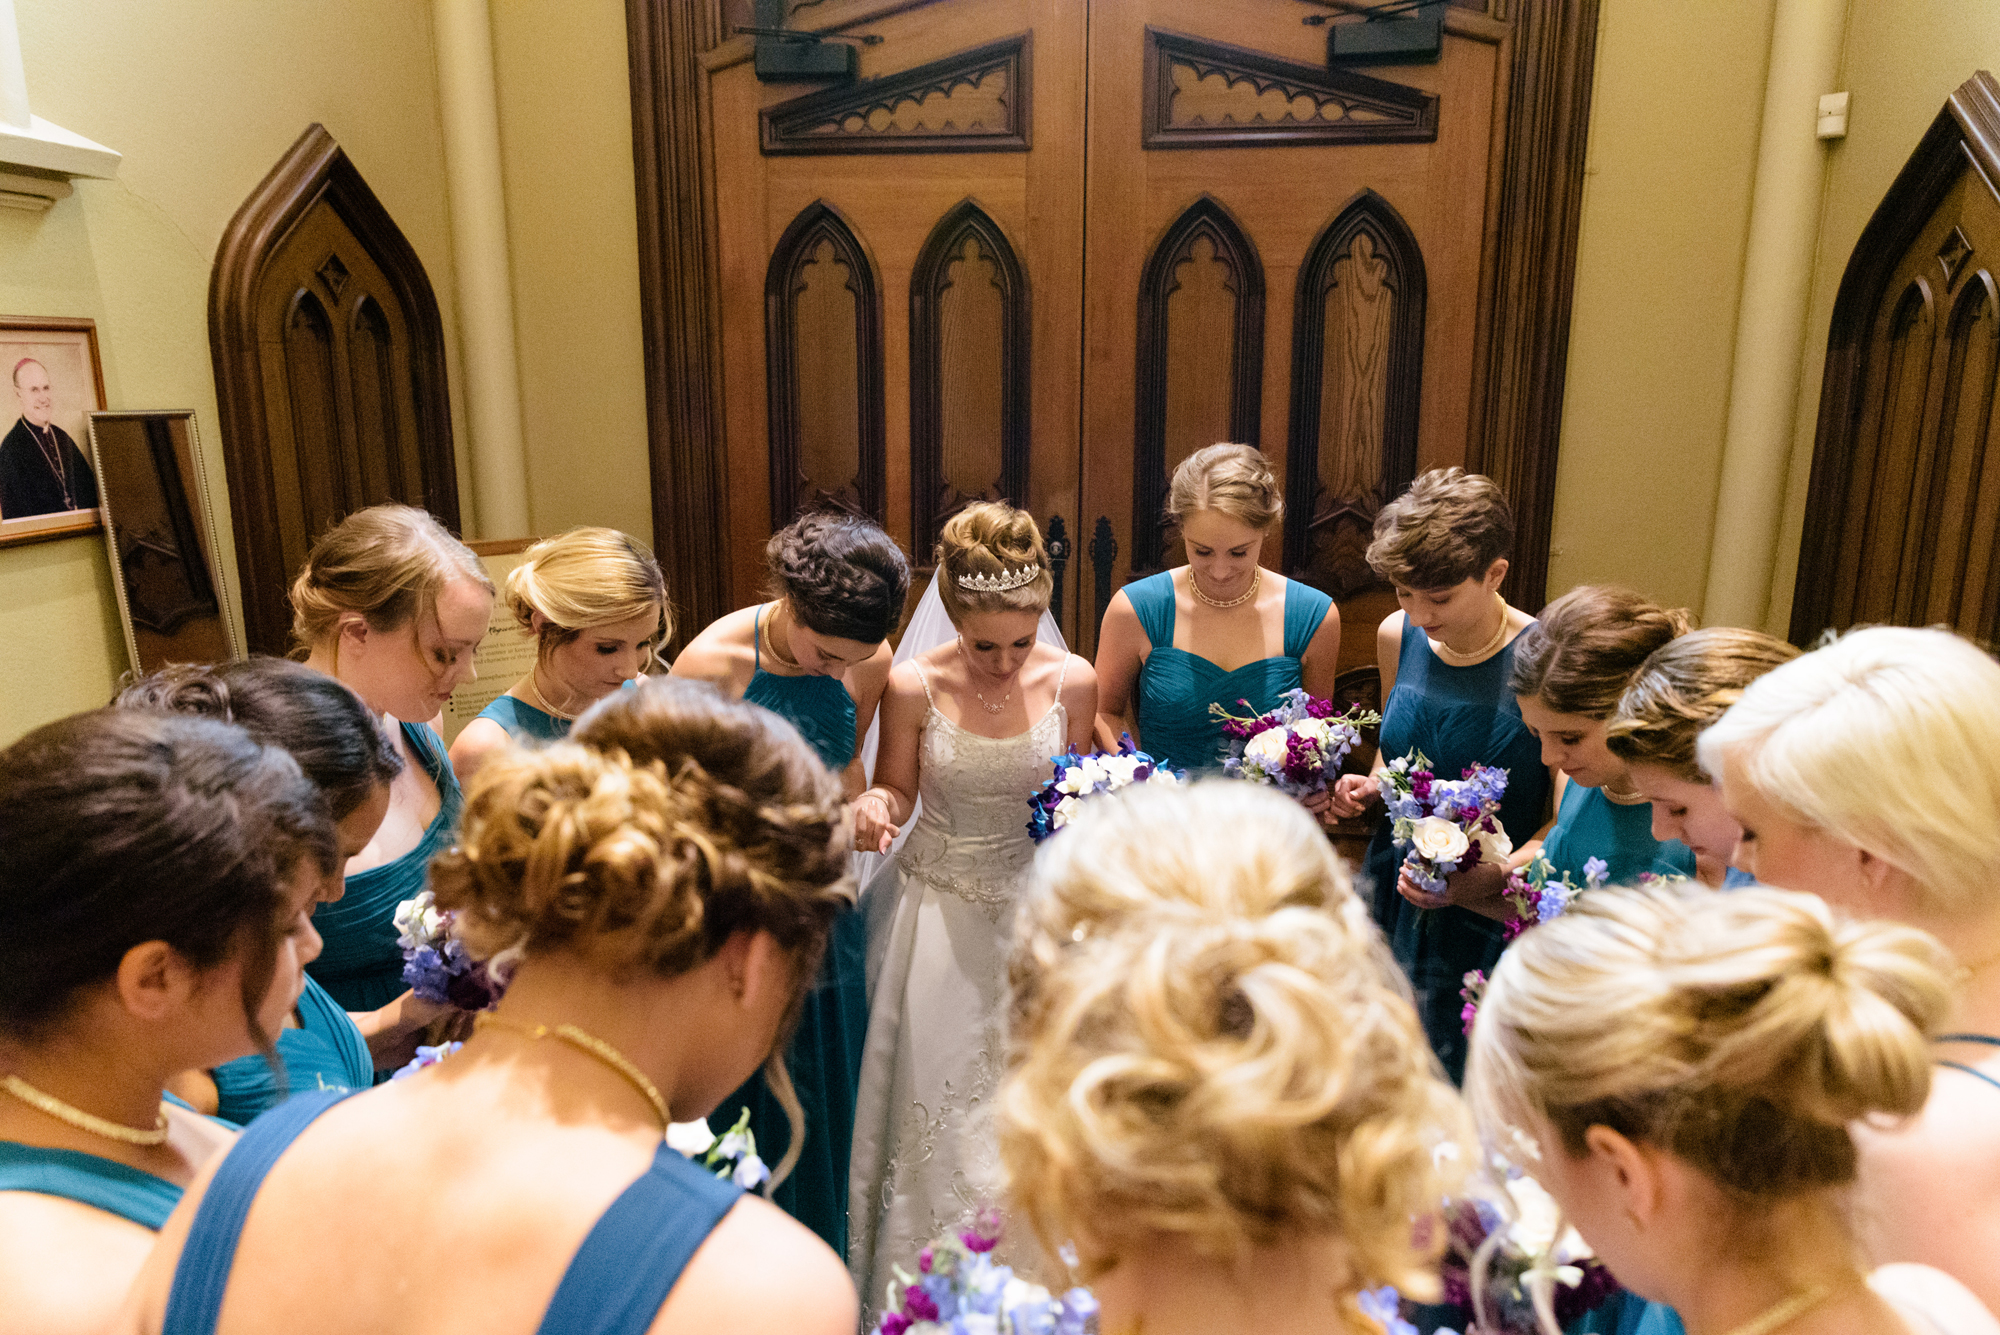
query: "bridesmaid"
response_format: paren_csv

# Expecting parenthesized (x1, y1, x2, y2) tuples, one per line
(1604, 628, 1801, 888)
(449, 526, 668, 782)
(670, 510, 910, 1257)
(122, 683, 857, 1335)
(1506, 586, 1699, 887)
(1327, 468, 1551, 1085)
(1094, 443, 1339, 775)
(291, 504, 495, 1011)
(0, 710, 331, 1334)
(116, 659, 445, 1115)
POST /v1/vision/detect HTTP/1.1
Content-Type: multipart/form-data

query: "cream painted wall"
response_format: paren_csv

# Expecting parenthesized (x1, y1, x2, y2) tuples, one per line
(489, 0, 653, 547)
(1546, 0, 1777, 612)
(0, 0, 464, 744)
(1766, 1, 2000, 632)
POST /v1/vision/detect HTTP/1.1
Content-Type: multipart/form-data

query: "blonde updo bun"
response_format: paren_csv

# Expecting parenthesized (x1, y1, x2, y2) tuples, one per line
(288, 504, 493, 652)
(936, 501, 1053, 623)
(1003, 782, 1469, 1294)
(506, 527, 669, 664)
(1469, 883, 1953, 1198)
(1167, 443, 1283, 531)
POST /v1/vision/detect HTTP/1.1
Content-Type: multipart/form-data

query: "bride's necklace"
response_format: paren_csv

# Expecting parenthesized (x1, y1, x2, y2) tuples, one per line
(1189, 567, 1260, 609)
(1431, 594, 1511, 666)
(1716, 1282, 1834, 1335)
(1, 1073, 170, 1146)
(522, 667, 577, 721)
(957, 638, 1013, 715)
(475, 1014, 669, 1133)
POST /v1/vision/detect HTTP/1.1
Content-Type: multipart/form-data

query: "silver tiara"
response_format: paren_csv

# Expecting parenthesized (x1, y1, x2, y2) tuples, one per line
(957, 564, 1041, 593)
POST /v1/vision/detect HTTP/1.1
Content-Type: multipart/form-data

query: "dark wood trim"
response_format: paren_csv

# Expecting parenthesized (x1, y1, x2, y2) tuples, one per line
(1466, 0, 1601, 614)
(626, 0, 732, 655)
(208, 123, 458, 655)
(1791, 71, 2000, 644)
(1140, 26, 1438, 149)
(1132, 193, 1265, 575)
(764, 198, 887, 527)
(760, 32, 1031, 155)
(1282, 188, 1426, 598)
(909, 198, 1031, 561)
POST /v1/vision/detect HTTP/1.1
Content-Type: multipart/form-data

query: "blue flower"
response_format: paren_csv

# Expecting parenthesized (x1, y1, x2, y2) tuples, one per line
(920, 1272, 959, 1321)
(1583, 856, 1609, 886)
(1356, 1286, 1419, 1335)
(1055, 1288, 1099, 1335)
(1537, 885, 1571, 922)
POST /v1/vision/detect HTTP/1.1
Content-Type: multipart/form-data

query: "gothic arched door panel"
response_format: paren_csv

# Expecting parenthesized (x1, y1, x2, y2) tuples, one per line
(211, 124, 457, 655)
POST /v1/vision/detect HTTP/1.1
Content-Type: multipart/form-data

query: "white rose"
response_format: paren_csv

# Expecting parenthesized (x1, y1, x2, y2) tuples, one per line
(666, 1118, 716, 1157)
(1471, 823, 1513, 866)
(1244, 726, 1291, 766)
(1292, 718, 1334, 747)
(1410, 815, 1470, 863)
(1505, 1173, 1565, 1255)
(1053, 794, 1082, 827)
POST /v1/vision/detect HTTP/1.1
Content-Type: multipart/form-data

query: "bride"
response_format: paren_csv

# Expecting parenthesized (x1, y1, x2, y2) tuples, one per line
(847, 502, 1095, 1313)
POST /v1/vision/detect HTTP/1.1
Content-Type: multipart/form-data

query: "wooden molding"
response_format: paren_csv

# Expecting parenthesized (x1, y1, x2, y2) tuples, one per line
(761, 33, 1031, 155)
(764, 198, 887, 527)
(1791, 70, 2000, 643)
(1465, 0, 1602, 614)
(626, 0, 732, 654)
(207, 123, 458, 655)
(908, 198, 1031, 561)
(1282, 188, 1426, 601)
(1140, 26, 1438, 150)
(1132, 193, 1264, 576)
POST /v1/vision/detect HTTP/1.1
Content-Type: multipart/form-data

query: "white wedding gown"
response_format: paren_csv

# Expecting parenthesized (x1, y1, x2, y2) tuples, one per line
(846, 656, 1069, 1313)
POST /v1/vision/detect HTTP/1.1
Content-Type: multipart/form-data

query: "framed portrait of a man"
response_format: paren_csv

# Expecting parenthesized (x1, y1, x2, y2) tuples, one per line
(0, 315, 106, 547)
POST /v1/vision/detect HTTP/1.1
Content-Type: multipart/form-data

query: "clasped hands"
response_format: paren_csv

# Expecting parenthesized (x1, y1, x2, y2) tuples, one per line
(852, 789, 901, 854)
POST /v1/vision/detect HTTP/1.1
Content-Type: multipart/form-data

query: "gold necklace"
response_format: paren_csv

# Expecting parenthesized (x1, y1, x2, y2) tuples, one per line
(957, 637, 1012, 714)
(762, 602, 803, 671)
(1717, 1283, 1833, 1335)
(474, 1014, 670, 1133)
(522, 668, 577, 721)
(1, 1074, 170, 1146)
(1432, 593, 1511, 666)
(1188, 567, 1260, 610)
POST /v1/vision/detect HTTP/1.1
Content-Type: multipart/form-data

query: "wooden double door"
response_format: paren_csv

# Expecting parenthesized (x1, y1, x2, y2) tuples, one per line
(660, 0, 1595, 658)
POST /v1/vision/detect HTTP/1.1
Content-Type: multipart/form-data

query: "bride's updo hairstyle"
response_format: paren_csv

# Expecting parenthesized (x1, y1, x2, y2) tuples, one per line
(936, 501, 1053, 624)
(1166, 443, 1283, 531)
(1605, 628, 1800, 782)
(507, 526, 669, 666)
(1697, 626, 2000, 918)
(1002, 782, 1469, 1294)
(1468, 883, 1951, 1197)
(765, 511, 912, 645)
(1509, 585, 1695, 718)
(289, 503, 493, 655)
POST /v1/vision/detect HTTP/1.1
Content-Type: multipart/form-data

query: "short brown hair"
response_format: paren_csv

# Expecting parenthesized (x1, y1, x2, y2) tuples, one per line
(1167, 443, 1283, 531)
(1605, 628, 1801, 780)
(1366, 468, 1514, 590)
(1509, 585, 1694, 718)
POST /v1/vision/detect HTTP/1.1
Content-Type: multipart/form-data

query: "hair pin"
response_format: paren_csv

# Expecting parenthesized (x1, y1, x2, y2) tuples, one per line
(957, 564, 1041, 593)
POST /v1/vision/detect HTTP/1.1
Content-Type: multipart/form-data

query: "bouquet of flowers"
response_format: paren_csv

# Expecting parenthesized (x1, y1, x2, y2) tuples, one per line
(872, 1211, 1098, 1335)
(1026, 735, 1182, 843)
(1425, 1165, 1619, 1335)
(1382, 751, 1512, 895)
(393, 889, 503, 1010)
(1210, 689, 1381, 798)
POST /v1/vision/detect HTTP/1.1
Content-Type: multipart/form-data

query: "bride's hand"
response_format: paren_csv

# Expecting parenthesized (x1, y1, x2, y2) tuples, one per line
(853, 790, 900, 854)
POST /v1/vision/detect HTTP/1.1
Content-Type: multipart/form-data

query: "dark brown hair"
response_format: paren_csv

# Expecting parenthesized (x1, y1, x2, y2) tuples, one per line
(765, 512, 911, 645)
(0, 710, 334, 1047)
(1509, 585, 1695, 718)
(1366, 467, 1515, 590)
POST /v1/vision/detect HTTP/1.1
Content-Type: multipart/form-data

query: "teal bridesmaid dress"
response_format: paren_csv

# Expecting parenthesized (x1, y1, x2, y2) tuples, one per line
(1125, 571, 1335, 773)
(210, 975, 374, 1123)
(475, 694, 569, 745)
(308, 721, 462, 1012)
(0, 1140, 182, 1230)
(710, 606, 866, 1257)
(1540, 782, 1695, 886)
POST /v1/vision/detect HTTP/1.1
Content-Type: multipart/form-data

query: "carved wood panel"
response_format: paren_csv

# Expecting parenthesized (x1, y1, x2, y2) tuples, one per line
(910, 199, 1030, 561)
(210, 124, 458, 655)
(765, 199, 886, 526)
(1793, 72, 2000, 643)
(1283, 189, 1426, 601)
(762, 33, 1031, 155)
(1141, 26, 1438, 148)
(1131, 193, 1264, 577)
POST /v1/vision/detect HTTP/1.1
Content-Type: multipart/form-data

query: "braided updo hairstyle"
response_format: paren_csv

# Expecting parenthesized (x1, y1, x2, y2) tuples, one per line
(765, 511, 911, 645)
(1508, 585, 1695, 719)
(1002, 782, 1470, 1303)
(1468, 882, 1952, 1198)
(936, 501, 1053, 624)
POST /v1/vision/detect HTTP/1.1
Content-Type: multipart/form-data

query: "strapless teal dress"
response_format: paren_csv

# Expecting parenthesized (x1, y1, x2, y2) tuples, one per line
(476, 694, 569, 744)
(308, 721, 461, 1011)
(712, 607, 865, 1257)
(0, 1140, 182, 1230)
(1126, 571, 1334, 773)
(211, 975, 373, 1123)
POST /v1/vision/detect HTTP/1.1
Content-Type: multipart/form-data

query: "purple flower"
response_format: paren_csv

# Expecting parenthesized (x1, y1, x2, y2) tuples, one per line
(877, 1314, 912, 1335)
(918, 1246, 934, 1274)
(1583, 856, 1609, 886)
(1356, 1287, 1420, 1335)
(1055, 1289, 1099, 1335)
(903, 1285, 940, 1323)
(961, 1229, 998, 1254)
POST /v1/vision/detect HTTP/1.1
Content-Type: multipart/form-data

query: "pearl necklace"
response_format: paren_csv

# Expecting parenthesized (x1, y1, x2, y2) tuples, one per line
(522, 668, 577, 722)
(957, 638, 1012, 714)
(1, 1073, 170, 1146)
(475, 1013, 670, 1134)
(1431, 594, 1511, 667)
(1189, 567, 1260, 609)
